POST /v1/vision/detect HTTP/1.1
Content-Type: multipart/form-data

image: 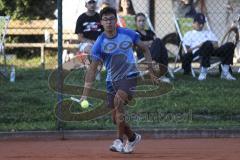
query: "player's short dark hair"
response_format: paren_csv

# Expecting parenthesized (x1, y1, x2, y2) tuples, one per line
(99, 7, 117, 20)
(135, 12, 146, 22)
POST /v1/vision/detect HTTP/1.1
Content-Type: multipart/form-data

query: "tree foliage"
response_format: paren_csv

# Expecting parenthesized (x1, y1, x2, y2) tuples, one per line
(0, 0, 56, 20)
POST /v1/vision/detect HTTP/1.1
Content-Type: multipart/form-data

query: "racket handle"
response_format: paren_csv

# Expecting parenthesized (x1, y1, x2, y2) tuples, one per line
(70, 97, 93, 107)
(70, 97, 81, 103)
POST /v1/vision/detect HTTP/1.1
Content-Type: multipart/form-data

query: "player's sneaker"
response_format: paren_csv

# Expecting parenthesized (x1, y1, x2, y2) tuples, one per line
(123, 133, 141, 154)
(109, 139, 124, 152)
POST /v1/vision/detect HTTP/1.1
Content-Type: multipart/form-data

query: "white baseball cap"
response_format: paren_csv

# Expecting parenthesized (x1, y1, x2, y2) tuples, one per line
(85, 0, 97, 3)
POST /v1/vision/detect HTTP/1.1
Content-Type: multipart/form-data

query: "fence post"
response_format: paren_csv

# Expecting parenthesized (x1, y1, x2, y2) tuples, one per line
(149, 0, 155, 29)
(57, 0, 63, 131)
(40, 44, 45, 70)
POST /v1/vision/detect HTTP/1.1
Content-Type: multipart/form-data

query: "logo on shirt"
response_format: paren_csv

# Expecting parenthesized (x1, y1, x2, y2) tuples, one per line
(119, 41, 132, 50)
(104, 42, 117, 52)
(103, 41, 132, 53)
(83, 22, 101, 32)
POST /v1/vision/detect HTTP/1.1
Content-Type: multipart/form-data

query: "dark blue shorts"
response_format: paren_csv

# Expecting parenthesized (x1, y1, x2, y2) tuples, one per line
(106, 77, 137, 108)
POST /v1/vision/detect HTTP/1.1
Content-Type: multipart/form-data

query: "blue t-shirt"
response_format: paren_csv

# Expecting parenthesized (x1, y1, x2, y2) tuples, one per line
(91, 27, 140, 82)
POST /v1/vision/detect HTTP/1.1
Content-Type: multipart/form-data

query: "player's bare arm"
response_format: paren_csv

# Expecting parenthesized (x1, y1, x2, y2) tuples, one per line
(136, 40, 153, 65)
(81, 60, 101, 100)
(136, 40, 159, 84)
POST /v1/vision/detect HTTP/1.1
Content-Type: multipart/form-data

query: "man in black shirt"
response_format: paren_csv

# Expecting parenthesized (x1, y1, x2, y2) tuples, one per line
(75, 0, 103, 80)
(75, 0, 103, 53)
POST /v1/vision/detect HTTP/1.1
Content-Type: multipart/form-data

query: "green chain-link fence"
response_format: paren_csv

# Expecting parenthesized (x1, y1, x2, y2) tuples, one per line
(1, 0, 240, 131)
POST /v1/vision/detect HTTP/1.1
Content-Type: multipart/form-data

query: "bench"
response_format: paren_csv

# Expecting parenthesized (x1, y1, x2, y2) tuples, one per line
(7, 19, 55, 35)
(4, 19, 79, 69)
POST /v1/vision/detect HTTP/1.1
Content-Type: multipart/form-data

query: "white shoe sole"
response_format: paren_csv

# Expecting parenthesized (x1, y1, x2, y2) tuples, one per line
(109, 146, 123, 152)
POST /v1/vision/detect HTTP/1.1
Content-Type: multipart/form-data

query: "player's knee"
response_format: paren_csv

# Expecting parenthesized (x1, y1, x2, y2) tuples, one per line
(114, 90, 128, 109)
(114, 93, 124, 108)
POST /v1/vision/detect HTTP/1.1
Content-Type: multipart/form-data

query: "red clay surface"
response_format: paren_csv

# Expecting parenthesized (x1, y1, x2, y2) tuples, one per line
(0, 138, 240, 160)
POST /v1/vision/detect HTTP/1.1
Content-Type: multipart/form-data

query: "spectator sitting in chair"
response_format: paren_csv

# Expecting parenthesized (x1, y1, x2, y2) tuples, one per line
(135, 13, 170, 83)
(182, 13, 236, 81)
(117, 0, 136, 29)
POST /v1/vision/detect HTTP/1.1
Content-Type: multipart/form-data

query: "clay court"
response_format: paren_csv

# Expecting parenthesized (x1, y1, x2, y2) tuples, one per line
(1, 138, 240, 160)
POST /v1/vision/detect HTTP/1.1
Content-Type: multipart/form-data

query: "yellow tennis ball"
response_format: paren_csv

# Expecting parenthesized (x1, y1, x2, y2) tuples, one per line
(81, 100, 89, 109)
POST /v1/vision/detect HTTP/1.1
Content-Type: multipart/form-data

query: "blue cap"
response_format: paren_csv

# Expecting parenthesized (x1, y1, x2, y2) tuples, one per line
(194, 13, 206, 24)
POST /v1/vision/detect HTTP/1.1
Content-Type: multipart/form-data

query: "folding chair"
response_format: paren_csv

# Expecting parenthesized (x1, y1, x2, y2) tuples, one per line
(173, 16, 222, 77)
(0, 16, 10, 79)
(117, 14, 155, 33)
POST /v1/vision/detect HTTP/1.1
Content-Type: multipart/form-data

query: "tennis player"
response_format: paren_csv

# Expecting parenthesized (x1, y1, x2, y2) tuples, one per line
(81, 7, 158, 153)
